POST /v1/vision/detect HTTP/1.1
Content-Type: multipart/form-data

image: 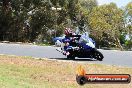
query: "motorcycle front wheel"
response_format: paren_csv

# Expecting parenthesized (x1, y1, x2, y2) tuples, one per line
(94, 49, 104, 61)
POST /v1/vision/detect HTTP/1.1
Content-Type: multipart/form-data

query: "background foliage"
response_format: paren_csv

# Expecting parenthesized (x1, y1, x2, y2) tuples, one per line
(0, 0, 131, 49)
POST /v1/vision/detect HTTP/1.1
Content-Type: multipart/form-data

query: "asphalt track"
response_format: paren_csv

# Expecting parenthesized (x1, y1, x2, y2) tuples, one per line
(0, 43, 132, 67)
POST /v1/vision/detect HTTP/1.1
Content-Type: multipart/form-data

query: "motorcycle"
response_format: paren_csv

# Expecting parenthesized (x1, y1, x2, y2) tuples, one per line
(56, 31, 104, 61)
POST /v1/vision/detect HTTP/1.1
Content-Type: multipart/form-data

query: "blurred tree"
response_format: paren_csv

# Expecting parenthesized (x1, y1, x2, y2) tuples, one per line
(0, 0, 131, 49)
(124, 2, 132, 49)
(89, 3, 124, 49)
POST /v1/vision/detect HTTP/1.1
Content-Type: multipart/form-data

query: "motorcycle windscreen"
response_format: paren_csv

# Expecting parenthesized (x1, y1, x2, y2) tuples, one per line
(79, 34, 95, 48)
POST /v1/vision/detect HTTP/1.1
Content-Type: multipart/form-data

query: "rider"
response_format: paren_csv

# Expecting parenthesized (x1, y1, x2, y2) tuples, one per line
(62, 27, 73, 55)
(62, 27, 81, 55)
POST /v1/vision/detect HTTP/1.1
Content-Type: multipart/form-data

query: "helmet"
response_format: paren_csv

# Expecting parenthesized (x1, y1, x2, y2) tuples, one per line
(64, 28, 72, 36)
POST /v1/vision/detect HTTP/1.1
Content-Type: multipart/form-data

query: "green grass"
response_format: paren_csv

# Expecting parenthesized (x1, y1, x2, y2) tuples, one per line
(0, 64, 32, 88)
(0, 55, 131, 88)
(35, 43, 52, 46)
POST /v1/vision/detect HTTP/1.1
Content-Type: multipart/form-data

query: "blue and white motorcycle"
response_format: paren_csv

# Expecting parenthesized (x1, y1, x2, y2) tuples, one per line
(56, 31, 104, 61)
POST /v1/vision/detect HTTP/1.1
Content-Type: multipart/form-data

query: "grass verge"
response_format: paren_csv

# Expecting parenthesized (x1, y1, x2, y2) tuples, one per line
(0, 55, 131, 88)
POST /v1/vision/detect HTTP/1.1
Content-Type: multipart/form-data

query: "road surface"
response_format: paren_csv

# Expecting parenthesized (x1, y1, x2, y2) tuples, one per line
(0, 43, 132, 67)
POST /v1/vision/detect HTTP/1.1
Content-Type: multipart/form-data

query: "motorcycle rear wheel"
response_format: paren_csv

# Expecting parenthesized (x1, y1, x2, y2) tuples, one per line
(67, 54, 75, 59)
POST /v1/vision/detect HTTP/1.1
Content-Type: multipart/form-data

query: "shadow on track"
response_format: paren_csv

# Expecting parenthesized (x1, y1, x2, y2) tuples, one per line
(49, 58, 97, 61)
